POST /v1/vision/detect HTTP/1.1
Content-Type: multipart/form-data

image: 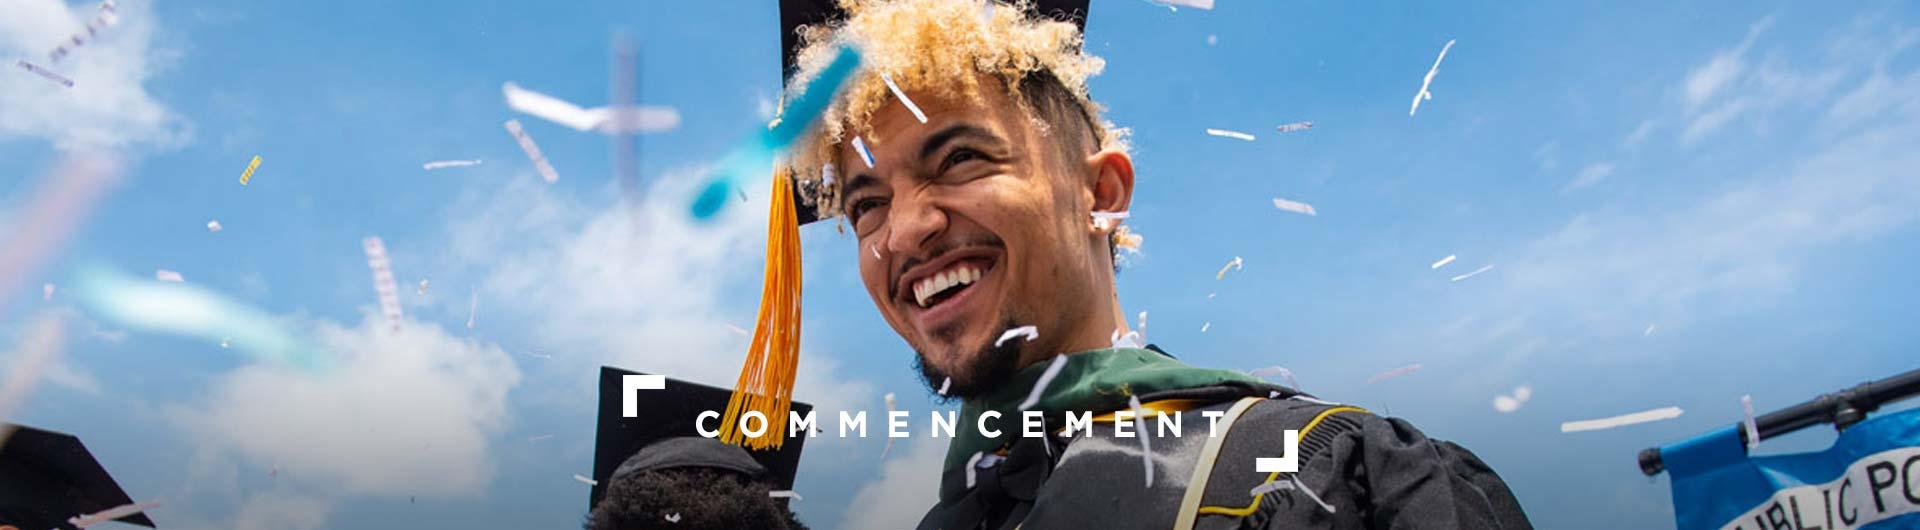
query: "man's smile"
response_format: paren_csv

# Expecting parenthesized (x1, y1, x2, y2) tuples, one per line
(894, 247, 1003, 337)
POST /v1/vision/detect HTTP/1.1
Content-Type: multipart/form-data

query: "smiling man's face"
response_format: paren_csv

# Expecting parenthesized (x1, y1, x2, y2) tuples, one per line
(836, 75, 1132, 398)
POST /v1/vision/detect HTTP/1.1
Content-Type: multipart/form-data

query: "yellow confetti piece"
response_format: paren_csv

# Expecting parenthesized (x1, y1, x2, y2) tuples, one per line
(238, 155, 262, 186)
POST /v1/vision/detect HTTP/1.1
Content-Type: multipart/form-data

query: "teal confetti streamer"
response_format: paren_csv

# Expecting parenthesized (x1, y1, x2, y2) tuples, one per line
(692, 44, 863, 220)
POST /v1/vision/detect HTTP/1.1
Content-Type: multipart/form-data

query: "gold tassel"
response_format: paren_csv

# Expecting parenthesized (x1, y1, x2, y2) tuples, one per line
(718, 164, 804, 450)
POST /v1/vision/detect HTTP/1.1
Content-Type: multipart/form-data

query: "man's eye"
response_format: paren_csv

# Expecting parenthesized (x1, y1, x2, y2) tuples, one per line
(849, 197, 887, 222)
(943, 148, 984, 171)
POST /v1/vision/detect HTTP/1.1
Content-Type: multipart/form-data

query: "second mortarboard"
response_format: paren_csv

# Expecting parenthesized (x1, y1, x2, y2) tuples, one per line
(0, 424, 156, 529)
(589, 366, 813, 511)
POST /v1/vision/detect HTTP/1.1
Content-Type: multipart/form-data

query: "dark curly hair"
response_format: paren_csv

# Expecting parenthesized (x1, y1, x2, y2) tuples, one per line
(584, 468, 809, 530)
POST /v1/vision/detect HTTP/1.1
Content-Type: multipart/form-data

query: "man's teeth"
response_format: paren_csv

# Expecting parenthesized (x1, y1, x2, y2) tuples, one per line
(913, 265, 983, 308)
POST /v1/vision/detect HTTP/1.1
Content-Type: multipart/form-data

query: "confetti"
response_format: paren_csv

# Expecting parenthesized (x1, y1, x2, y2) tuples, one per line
(1200, 322, 1210, 333)
(1091, 210, 1130, 230)
(219, 338, 229, 349)
(46, 0, 118, 64)
(422, 159, 482, 170)
(1250, 477, 1335, 514)
(1205, 128, 1256, 141)
(501, 82, 679, 134)
(1366, 364, 1422, 384)
(768, 490, 803, 502)
(1430, 254, 1456, 269)
(1492, 384, 1532, 413)
(725, 323, 750, 336)
(938, 377, 952, 396)
(154, 269, 183, 282)
(417, 279, 429, 296)
(691, 45, 861, 220)
(362, 237, 403, 330)
(1248, 366, 1299, 389)
(502, 120, 561, 183)
(1741, 395, 1760, 450)
(1561, 406, 1684, 433)
(1112, 225, 1143, 253)
(574, 474, 598, 486)
(1274, 121, 1314, 134)
(851, 135, 877, 168)
(871, 244, 881, 260)
(1156, 0, 1214, 8)
(16, 60, 74, 88)
(1409, 39, 1457, 117)
(1206, 34, 1218, 46)
(1017, 354, 1069, 411)
(67, 501, 158, 529)
(206, 220, 222, 232)
(43, 283, 55, 300)
(1128, 395, 1154, 487)
(882, 392, 898, 459)
(1137, 311, 1149, 341)
(1207, 292, 1216, 299)
(528, 434, 555, 442)
(664, 513, 682, 523)
(1111, 329, 1144, 349)
(466, 287, 477, 329)
(525, 351, 552, 359)
(880, 72, 929, 124)
(1449, 264, 1494, 282)
(1644, 324, 1657, 337)
(1215, 256, 1243, 280)
(995, 325, 1039, 347)
(1272, 197, 1318, 216)
(238, 155, 261, 186)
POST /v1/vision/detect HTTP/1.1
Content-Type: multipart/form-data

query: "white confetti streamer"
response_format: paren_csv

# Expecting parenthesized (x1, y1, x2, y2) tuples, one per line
(1215, 256, 1243, 280)
(880, 72, 929, 124)
(1430, 254, 1456, 269)
(1366, 364, 1422, 384)
(871, 243, 881, 260)
(995, 325, 1039, 347)
(43, 283, 54, 300)
(17, 60, 75, 88)
(1274, 121, 1314, 134)
(1560, 406, 1685, 433)
(768, 490, 803, 501)
(154, 269, 182, 282)
(1207, 292, 1216, 299)
(665, 513, 682, 523)
(1200, 322, 1210, 333)
(938, 377, 952, 396)
(1205, 128, 1256, 141)
(851, 136, 876, 168)
(965, 451, 985, 489)
(1112, 329, 1144, 349)
(524, 351, 551, 360)
(1017, 354, 1069, 411)
(1248, 366, 1299, 389)
(1409, 39, 1457, 117)
(422, 159, 482, 170)
(883, 392, 899, 458)
(1137, 311, 1148, 341)
(1091, 210, 1130, 230)
(725, 323, 750, 336)
(362, 237, 403, 330)
(466, 287, 477, 329)
(68, 500, 158, 529)
(573, 474, 597, 486)
(46, 0, 118, 64)
(1644, 324, 1657, 337)
(417, 279, 429, 296)
(1741, 395, 1760, 450)
(528, 434, 555, 442)
(502, 82, 678, 134)
(503, 119, 561, 183)
(1150, 0, 1214, 9)
(1128, 395, 1154, 487)
(1449, 264, 1495, 282)
(1272, 197, 1318, 216)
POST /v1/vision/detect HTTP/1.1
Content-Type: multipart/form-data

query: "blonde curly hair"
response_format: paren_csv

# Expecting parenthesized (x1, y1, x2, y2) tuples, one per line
(782, 0, 1127, 221)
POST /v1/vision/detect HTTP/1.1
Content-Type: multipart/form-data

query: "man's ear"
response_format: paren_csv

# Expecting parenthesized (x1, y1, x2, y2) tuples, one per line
(1085, 148, 1135, 224)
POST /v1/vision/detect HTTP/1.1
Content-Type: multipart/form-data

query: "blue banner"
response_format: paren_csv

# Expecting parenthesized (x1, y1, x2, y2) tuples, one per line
(1665, 407, 1920, 530)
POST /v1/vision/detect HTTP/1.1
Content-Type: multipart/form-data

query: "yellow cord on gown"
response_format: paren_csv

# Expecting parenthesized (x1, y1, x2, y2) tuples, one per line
(718, 165, 804, 450)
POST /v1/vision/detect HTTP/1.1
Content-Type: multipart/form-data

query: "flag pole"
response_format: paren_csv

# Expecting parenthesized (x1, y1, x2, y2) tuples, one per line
(1638, 367, 1920, 476)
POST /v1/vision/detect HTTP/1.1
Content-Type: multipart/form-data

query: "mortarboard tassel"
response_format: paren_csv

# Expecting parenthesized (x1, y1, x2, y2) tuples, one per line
(719, 164, 804, 450)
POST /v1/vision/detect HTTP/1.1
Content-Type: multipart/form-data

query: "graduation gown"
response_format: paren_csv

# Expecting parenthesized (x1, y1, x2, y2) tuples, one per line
(917, 347, 1532, 530)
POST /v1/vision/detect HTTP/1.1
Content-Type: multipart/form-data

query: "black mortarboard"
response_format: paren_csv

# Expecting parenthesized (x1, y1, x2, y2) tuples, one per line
(0, 424, 156, 529)
(777, 0, 1092, 225)
(588, 366, 813, 512)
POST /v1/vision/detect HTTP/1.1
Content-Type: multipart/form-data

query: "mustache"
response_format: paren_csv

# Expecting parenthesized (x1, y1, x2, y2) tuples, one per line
(894, 235, 1005, 279)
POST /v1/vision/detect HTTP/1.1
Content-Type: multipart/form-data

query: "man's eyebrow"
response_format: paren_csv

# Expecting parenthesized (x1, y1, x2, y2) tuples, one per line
(839, 172, 879, 209)
(919, 123, 1003, 162)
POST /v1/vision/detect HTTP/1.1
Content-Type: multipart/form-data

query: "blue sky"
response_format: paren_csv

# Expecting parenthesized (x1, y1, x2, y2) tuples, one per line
(2, 0, 1918, 528)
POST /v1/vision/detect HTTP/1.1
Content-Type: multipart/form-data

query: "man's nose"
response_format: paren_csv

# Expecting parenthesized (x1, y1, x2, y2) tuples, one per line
(885, 188, 947, 256)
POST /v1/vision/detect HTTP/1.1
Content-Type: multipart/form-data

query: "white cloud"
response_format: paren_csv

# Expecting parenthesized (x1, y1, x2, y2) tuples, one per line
(840, 437, 944, 529)
(0, 0, 189, 150)
(1684, 17, 1772, 110)
(229, 492, 333, 530)
(173, 315, 522, 498)
(1621, 120, 1657, 147)
(1562, 162, 1615, 193)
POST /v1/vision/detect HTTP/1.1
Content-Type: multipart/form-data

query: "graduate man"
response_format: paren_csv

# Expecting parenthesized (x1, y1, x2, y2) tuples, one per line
(717, 1, 1535, 528)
